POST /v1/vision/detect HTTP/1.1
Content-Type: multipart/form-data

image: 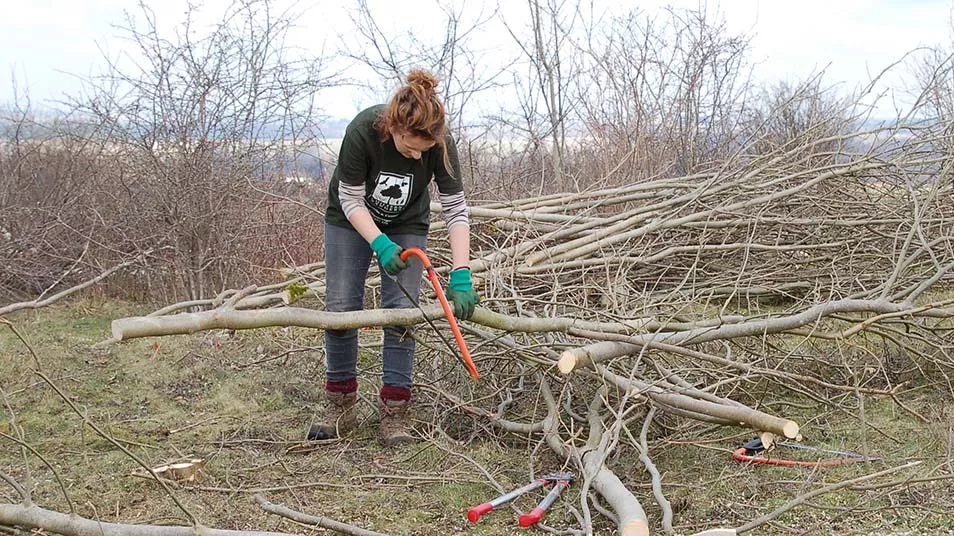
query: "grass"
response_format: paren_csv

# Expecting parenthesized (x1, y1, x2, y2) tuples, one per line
(2, 297, 954, 535)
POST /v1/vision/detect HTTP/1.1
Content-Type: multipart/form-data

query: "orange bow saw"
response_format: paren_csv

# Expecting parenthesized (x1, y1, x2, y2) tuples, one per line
(399, 247, 479, 381)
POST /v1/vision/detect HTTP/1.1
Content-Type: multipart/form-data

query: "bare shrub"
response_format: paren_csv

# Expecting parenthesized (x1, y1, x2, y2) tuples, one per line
(66, 1, 334, 302)
(0, 106, 114, 300)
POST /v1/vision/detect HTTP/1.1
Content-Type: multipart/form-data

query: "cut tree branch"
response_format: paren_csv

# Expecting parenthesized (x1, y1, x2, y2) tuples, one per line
(0, 503, 297, 536)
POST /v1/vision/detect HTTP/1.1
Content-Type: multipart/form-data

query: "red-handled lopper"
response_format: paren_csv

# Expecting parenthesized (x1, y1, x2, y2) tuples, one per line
(399, 247, 479, 381)
(468, 478, 547, 522)
(518, 475, 572, 527)
(468, 472, 574, 527)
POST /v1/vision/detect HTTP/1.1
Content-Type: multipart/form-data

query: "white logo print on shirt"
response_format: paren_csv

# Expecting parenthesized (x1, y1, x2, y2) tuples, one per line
(368, 171, 413, 223)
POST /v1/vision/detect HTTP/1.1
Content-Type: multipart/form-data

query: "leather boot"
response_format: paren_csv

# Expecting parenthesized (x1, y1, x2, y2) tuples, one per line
(307, 391, 357, 440)
(379, 397, 416, 447)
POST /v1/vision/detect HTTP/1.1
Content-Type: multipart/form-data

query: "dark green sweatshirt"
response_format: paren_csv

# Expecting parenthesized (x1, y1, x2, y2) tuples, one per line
(325, 105, 466, 235)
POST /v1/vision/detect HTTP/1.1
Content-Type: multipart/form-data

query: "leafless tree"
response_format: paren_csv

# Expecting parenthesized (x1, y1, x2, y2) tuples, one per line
(572, 6, 752, 182)
(498, 0, 585, 189)
(342, 0, 509, 134)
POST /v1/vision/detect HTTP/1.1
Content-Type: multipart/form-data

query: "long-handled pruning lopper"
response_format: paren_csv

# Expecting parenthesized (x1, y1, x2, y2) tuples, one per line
(395, 247, 479, 381)
(467, 472, 574, 527)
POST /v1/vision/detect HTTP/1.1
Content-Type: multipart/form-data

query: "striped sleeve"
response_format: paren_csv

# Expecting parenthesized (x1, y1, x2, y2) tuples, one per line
(338, 182, 367, 219)
(439, 190, 469, 231)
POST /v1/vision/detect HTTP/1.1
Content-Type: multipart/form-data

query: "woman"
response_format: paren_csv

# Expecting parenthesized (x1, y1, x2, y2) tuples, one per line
(308, 69, 479, 446)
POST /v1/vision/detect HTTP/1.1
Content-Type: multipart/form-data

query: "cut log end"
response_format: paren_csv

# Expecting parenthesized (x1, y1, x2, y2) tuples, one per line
(620, 519, 650, 536)
(783, 420, 800, 439)
(557, 351, 577, 374)
(111, 322, 124, 341)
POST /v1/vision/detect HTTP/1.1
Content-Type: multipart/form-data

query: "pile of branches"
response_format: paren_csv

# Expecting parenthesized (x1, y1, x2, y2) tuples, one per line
(102, 121, 954, 535)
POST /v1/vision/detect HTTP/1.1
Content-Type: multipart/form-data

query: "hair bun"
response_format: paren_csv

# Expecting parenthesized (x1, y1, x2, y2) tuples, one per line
(406, 68, 439, 95)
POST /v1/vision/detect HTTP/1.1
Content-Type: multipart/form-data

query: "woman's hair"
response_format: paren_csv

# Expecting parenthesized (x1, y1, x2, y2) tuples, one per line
(378, 69, 446, 142)
(376, 69, 454, 175)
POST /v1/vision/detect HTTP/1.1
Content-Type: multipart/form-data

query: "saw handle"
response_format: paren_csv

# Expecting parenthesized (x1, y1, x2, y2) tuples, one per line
(399, 247, 479, 381)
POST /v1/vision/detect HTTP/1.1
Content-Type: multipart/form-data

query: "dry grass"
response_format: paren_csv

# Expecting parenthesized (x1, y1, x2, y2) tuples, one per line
(2, 298, 954, 536)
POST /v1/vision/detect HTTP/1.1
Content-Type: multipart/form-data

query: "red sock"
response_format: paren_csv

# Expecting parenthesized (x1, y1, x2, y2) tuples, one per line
(380, 385, 411, 401)
(325, 378, 358, 394)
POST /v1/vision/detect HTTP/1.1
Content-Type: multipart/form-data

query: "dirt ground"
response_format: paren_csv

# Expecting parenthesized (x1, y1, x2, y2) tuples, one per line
(2, 299, 954, 535)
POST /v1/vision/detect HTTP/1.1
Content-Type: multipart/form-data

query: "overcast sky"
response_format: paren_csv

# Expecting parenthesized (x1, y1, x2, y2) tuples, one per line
(2, 0, 953, 118)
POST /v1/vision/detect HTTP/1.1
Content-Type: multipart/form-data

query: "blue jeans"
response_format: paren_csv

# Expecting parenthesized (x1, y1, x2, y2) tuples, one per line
(323, 223, 427, 389)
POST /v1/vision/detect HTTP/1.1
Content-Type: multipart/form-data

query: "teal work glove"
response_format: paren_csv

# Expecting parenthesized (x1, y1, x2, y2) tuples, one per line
(370, 233, 407, 276)
(446, 267, 479, 320)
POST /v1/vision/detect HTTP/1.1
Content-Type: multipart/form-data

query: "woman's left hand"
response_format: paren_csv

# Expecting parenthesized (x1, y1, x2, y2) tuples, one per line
(446, 267, 479, 320)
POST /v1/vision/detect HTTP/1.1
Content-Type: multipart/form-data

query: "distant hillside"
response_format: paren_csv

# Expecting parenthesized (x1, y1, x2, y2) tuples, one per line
(317, 117, 350, 138)
(0, 112, 353, 141)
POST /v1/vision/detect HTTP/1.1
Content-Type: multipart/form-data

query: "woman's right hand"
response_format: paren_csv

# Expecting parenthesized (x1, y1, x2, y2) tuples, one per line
(370, 233, 408, 275)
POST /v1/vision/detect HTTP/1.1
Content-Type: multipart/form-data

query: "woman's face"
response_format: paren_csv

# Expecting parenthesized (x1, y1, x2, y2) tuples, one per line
(392, 130, 436, 160)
